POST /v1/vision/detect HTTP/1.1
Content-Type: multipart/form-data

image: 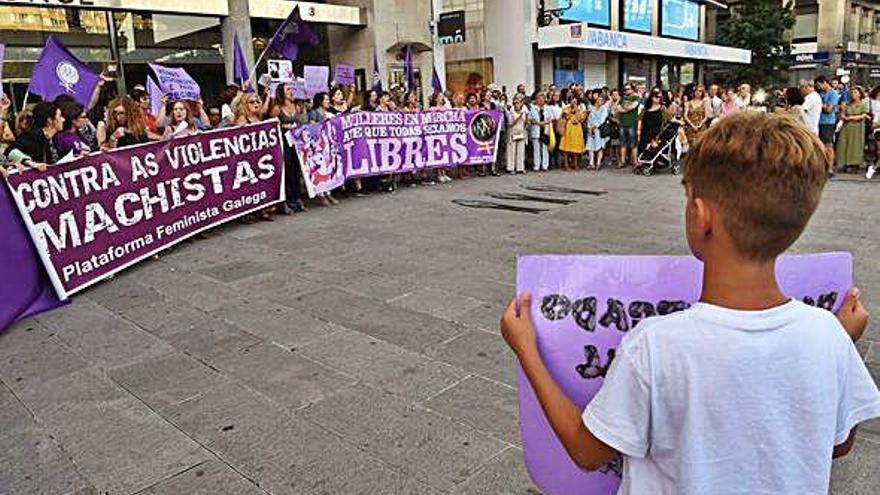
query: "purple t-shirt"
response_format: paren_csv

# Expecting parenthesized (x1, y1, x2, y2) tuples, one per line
(53, 132, 90, 158)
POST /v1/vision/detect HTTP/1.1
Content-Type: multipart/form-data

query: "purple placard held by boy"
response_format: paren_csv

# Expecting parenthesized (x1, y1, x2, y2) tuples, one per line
(304, 65, 329, 98)
(515, 253, 853, 495)
(335, 63, 355, 86)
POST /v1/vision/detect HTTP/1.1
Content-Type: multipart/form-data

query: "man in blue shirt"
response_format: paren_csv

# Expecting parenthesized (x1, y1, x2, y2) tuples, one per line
(816, 75, 840, 163)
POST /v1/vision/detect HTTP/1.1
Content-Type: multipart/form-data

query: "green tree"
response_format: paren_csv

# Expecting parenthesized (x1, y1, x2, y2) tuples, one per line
(718, 0, 797, 86)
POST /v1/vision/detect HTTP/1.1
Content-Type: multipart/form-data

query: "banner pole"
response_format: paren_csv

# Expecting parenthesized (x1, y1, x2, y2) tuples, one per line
(21, 90, 28, 109)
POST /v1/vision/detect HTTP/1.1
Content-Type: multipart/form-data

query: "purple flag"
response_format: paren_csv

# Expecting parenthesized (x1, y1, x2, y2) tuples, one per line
(431, 65, 443, 94)
(233, 32, 252, 91)
(27, 35, 101, 107)
(371, 47, 382, 92)
(516, 253, 853, 495)
(404, 44, 415, 91)
(0, 181, 66, 333)
(146, 75, 162, 117)
(263, 5, 319, 61)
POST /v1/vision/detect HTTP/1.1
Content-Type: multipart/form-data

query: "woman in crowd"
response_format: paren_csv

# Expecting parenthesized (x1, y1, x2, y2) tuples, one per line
(0, 96, 13, 149)
(465, 92, 479, 111)
(5, 101, 63, 168)
(402, 90, 421, 112)
(546, 89, 564, 169)
(836, 86, 870, 173)
(558, 95, 586, 171)
(130, 88, 161, 138)
(54, 94, 99, 150)
(867, 87, 880, 178)
(271, 83, 309, 213)
(683, 85, 708, 145)
(363, 89, 380, 112)
(328, 85, 352, 116)
(605, 88, 621, 168)
(637, 91, 670, 157)
(719, 89, 738, 120)
(307, 92, 339, 205)
(231, 92, 276, 220)
(104, 96, 150, 150)
(53, 101, 91, 157)
(505, 93, 528, 174)
(428, 91, 453, 183)
(528, 90, 551, 172)
(585, 93, 609, 170)
(162, 100, 198, 139)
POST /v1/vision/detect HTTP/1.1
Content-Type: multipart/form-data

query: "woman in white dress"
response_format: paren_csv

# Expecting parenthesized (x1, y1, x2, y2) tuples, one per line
(585, 94, 609, 170)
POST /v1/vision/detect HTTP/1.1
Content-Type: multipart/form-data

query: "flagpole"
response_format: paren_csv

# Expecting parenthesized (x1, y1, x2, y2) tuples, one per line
(22, 90, 28, 109)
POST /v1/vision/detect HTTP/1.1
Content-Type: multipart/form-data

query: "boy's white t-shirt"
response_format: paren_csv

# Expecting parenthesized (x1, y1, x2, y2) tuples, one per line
(583, 300, 880, 495)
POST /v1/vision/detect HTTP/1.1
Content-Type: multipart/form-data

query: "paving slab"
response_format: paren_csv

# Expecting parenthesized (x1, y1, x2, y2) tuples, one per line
(210, 342, 355, 410)
(213, 299, 338, 350)
(291, 288, 467, 353)
(422, 375, 521, 446)
(302, 384, 507, 491)
(15, 367, 209, 495)
(299, 328, 466, 401)
(426, 329, 519, 387)
(132, 459, 263, 495)
(454, 447, 542, 494)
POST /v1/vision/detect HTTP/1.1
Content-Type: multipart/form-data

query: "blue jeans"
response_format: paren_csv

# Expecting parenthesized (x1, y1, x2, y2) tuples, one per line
(620, 126, 637, 148)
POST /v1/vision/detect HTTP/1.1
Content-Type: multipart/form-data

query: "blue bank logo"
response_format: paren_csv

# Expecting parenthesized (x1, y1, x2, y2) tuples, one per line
(585, 30, 629, 49)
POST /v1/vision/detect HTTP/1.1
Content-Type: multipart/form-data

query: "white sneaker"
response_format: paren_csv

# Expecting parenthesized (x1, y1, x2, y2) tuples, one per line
(867, 166, 876, 179)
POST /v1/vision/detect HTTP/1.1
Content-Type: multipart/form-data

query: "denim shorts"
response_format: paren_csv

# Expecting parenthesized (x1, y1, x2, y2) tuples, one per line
(619, 126, 637, 147)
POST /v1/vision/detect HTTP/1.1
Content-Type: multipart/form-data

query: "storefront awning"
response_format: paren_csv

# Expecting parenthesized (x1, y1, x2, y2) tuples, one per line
(538, 24, 751, 65)
(249, 0, 365, 25)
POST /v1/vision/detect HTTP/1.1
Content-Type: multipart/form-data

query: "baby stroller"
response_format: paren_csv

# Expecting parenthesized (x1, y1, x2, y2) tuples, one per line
(635, 120, 683, 176)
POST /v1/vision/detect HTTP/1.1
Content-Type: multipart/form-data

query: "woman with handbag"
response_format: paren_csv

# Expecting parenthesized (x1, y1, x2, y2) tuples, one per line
(506, 95, 528, 174)
(586, 94, 609, 170)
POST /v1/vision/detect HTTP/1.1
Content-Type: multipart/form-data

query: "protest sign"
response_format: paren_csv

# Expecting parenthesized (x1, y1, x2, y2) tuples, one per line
(515, 253, 853, 495)
(292, 79, 307, 100)
(267, 59, 294, 83)
(304, 65, 329, 97)
(288, 109, 503, 197)
(335, 63, 355, 86)
(149, 63, 201, 102)
(5, 120, 284, 299)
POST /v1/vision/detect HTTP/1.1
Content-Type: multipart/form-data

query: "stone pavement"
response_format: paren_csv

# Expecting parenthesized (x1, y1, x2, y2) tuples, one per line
(0, 169, 877, 494)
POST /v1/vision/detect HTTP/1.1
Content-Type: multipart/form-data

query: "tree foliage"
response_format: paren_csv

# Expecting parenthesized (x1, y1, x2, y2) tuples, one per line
(718, 0, 797, 86)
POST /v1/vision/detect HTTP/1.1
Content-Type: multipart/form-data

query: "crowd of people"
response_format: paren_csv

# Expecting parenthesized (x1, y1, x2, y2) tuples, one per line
(2, 75, 877, 220)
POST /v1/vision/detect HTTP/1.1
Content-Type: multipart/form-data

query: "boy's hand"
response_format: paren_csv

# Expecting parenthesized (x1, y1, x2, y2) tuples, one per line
(501, 293, 538, 359)
(837, 288, 869, 342)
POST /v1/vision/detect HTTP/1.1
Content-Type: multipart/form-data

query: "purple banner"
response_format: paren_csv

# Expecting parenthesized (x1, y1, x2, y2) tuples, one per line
(334, 63, 355, 86)
(149, 63, 201, 102)
(5, 121, 284, 299)
(288, 109, 502, 198)
(515, 253, 853, 495)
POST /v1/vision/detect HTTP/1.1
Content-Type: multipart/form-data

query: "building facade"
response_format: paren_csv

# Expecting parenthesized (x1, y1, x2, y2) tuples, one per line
(437, 0, 750, 95)
(0, 0, 750, 113)
(781, 0, 880, 85)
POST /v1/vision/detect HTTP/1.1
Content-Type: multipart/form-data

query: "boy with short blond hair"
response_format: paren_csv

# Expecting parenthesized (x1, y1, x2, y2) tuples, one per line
(503, 112, 880, 494)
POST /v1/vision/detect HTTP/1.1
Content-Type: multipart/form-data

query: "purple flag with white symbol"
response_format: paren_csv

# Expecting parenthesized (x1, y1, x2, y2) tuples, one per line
(233, 32, 253, 91)
(371, 47, 382, 92)
(263, 5, 319, 61)
(431, 65, 443, 94)
(404, 44, 415, 91)
(27, 36, 101, 106)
